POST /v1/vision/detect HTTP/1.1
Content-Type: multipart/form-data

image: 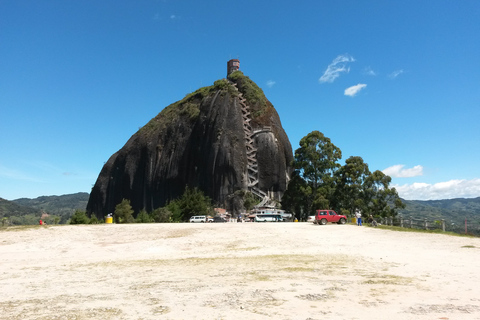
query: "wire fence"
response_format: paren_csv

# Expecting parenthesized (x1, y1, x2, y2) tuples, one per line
(375, 216, 480, 237)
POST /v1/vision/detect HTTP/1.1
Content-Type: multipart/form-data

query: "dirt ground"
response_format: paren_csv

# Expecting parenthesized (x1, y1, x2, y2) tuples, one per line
(1, 222, 480, 320)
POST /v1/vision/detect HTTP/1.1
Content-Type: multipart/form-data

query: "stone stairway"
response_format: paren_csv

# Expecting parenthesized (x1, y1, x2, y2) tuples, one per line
(230, 82, 270, 207)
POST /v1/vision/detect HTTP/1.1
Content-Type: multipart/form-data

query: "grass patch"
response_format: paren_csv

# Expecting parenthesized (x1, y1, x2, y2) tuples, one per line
(249, 272, 271, 281)
(165, 228, 195, 238)
(375, 225, 476, 237)
(281, 267, 315, 272)
(361, 273, 413, 286)
(0, 225, 49, 232)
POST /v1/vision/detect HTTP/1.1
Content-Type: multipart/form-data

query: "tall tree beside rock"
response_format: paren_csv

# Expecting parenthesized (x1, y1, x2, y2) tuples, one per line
(291, 131, 342, 215)
(333, 156, 371, 215)
(283, 131, 403, 219)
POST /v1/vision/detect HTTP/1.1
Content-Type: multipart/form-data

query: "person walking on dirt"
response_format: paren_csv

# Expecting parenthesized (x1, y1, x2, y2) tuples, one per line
(355, 209, 362, 226)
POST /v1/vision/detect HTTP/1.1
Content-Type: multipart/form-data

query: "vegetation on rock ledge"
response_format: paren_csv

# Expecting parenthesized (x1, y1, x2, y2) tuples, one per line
(227, 71, 269, 117)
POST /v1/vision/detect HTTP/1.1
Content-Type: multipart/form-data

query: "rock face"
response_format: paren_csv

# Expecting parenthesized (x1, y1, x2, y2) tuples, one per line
(87, 71, 293, 218)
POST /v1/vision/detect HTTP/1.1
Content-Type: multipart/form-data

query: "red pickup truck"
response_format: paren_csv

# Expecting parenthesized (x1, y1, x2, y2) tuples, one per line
(314, 210, 347, 225)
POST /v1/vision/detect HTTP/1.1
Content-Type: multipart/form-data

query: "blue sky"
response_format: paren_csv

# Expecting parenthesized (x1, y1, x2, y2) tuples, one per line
(1, 0, 480, 201)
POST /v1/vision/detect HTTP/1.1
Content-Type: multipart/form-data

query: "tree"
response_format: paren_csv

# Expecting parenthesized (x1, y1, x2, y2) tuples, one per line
(232, 190, 258, 212)
(177, 186, 213, 221)
(88, 214, 99, 224)
(293, 131, 342, 214)
(69, 210, 90, 224)
(281, 171, 311, 221)
(136, 209, 152, 223)
(114, 199, 135, 223)
(362, 170, 405, 217)
(333, 156, 371, 216)
(166, 200, 183, 222)
(151, 207, 173, 222)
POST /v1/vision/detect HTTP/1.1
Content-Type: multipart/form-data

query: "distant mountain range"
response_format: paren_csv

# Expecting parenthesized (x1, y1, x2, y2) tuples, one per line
(399, 197, 480, 223)
(0, 193, 89, 224)
(1, 193, 479, 226)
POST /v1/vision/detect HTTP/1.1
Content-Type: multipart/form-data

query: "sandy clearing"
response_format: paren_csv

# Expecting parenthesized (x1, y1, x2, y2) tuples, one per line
(1, 222, 480, 320)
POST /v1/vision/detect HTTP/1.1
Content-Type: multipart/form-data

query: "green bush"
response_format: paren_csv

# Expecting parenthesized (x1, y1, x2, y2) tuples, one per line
(70, 210, 90, 224)
(166, 200, 183, 222)
(150, 207, 173, 223)
(114, 199, 135, 224)
(136, 210, 152, 223)
(89, 215, 99, 224)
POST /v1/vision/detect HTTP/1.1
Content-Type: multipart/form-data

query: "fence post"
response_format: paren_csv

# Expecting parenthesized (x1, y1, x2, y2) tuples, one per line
(424, 218, 428, 230)
(390, 217, 393, 226)
(441, 219, 445, 232)
(400, 217, 404, 228)
(410, 217, 413, 229)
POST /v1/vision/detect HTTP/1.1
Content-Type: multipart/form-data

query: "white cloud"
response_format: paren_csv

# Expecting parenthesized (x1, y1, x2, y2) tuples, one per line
(266, 80, 276, 88)
(389, 69, 404, 79)
(319, 54, 355, 83)
(383, 164, 424, 178)
(170, 14, 176, 19)
(393, 178, 480, 200)
(344, 83, 367, 97)
(364, 67, 377, 76)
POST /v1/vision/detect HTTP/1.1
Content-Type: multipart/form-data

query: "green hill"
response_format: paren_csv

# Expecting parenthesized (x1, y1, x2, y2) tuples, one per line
(399, 197, 480, 223)
(13, 192, 89, 215)
(0, 197, 40, 217)
(0, 193, 89, 225)
(398, 197, 480, 235)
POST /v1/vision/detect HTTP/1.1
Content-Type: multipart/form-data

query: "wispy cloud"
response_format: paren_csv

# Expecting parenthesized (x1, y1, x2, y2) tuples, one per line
(0, 164, 43, 182)
(364, 66, 377, 76)
(266, 80, 276, 88)
(344, 83, 367, 97)
(389, 69, 404, 79)
(153, 13, 180, 21)
(319, 54, 355, 83)
(383, 164, 424, 178)
(393, 178, 480, 200)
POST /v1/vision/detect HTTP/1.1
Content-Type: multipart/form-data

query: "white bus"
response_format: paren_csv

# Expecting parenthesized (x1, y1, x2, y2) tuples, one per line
(254, 214, 282, 222)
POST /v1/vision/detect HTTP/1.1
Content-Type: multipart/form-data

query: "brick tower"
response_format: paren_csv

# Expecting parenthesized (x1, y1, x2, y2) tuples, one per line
(227, 59, 240, 76)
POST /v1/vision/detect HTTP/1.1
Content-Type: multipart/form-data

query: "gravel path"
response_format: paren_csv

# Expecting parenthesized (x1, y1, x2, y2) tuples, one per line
(1, 222, 480, 319)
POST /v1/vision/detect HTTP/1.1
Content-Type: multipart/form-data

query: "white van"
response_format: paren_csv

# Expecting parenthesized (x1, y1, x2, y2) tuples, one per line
(189, 215, 207, 223)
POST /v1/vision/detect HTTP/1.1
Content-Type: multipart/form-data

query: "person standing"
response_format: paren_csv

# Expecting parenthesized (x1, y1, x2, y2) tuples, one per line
(355, 209, 362, 226)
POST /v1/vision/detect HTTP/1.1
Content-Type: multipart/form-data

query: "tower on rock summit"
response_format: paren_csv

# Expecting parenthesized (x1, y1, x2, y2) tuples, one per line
(227, 59, 240, 76)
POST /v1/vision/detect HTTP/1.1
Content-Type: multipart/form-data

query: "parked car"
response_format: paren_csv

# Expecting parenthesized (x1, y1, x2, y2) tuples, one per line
(307, 216, 316, 223)
(189, 215, 207, 223)
(314, 210, 347, 225)
(213, 216, 227, 223)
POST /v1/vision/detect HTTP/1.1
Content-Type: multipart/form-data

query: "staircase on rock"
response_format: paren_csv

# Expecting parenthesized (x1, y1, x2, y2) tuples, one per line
(231, 82, 271, 207)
